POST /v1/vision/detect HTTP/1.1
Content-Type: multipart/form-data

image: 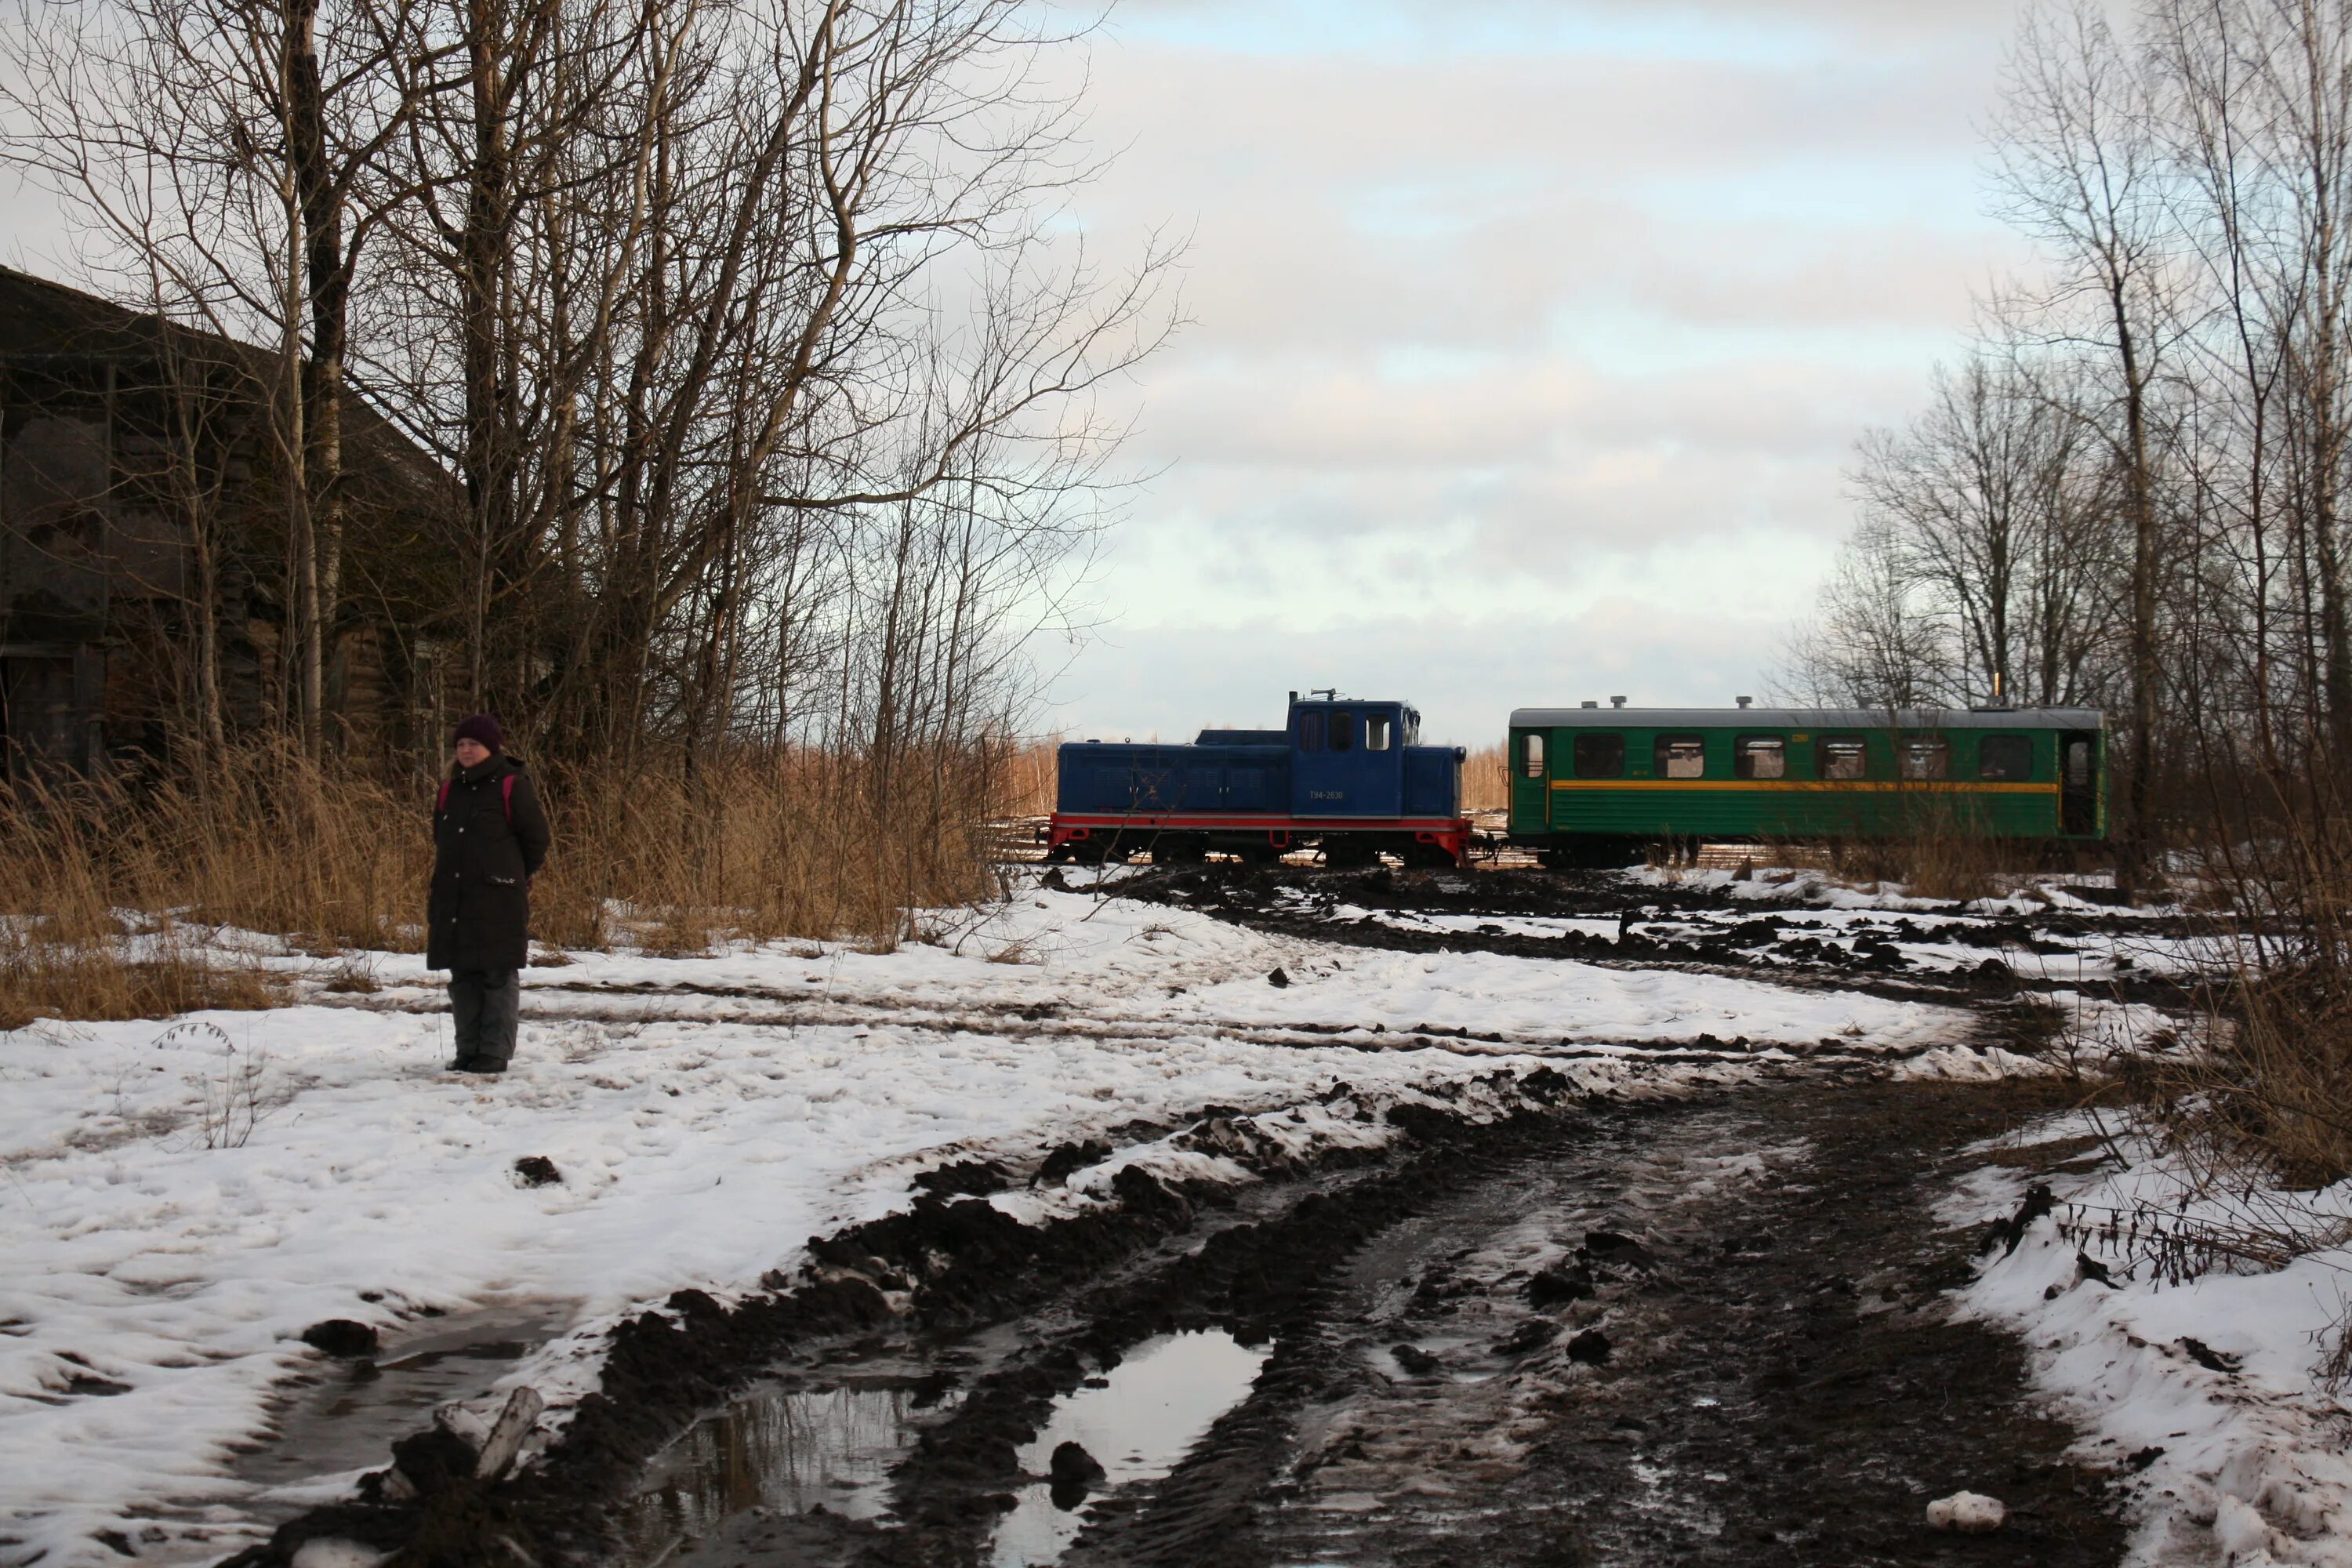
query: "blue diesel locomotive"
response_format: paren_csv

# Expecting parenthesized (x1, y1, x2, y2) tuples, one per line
(1046, 691, 1470, 866)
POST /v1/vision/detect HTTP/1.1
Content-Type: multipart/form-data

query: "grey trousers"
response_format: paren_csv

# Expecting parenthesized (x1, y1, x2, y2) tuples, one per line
(449, 968, 521, 1065)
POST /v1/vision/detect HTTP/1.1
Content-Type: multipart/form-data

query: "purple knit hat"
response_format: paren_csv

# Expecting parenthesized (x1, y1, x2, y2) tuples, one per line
(452, 713, 504, 752)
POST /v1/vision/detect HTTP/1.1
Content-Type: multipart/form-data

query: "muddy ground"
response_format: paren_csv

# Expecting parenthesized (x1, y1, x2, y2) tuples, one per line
(1110, 862, 2198, 1014)
(224, 869, 2158, 1568)
(608, 1079, 2124, 1568)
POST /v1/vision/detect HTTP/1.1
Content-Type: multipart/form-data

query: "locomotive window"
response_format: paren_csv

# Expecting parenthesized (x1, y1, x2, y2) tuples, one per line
(1655, 735, 1706, 779)
(1519, 732, 1546, 778)
(1978, 735, 2033, 781)
(1819, 735, 1867, 780)
(1898, 737, 1950, 780)
(1573, 733, 1624, 779)
(1734, 735, 1786, 780)
(1298, 713, 1322, 753)
(1367, 713, 1394, 750)
(1328, 709, 1354, 752)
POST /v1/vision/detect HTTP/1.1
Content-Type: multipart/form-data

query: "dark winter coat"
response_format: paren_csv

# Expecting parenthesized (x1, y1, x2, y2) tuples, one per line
(426, 753, 551, 973)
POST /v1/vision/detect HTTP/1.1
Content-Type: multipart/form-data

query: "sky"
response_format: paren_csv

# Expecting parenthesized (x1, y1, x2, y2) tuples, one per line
(1040, 0, 2038, 746)
(0, 0, 2038, 752)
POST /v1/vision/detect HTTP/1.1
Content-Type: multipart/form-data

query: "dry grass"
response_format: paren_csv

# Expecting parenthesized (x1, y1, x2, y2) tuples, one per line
(1823, 833, 2012, 902)
(996, 739, 1062, 818)
(2124, 811, 2352, 1192)
(1762, 796, 2048, 902)
(0, 739, 1014, 1026)
(1461, 744, 1508, 813)
(0, 943, 278, 1032)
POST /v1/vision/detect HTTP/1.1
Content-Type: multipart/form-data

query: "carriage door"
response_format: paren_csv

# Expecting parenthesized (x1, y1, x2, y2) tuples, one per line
(2060, 731, 2100, 837)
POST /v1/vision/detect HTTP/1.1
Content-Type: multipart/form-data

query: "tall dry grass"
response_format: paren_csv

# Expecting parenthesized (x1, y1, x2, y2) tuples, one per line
(0, 740, 1013, 1026)
(996, 739, 1062, 818)
(1461, 744, 1508, 813)
(2126, 806, 2352, 1192)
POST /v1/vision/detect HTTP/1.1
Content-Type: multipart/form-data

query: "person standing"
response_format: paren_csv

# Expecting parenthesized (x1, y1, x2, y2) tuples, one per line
(428, 715, 551, 1074)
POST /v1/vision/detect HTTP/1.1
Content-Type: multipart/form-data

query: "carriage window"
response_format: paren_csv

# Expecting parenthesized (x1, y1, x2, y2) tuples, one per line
(1734, 735, 1785, 780)
(1655, 735, 1706, 779)
(1367, 713, 1393, 751)
(1519, 732, 1546, 778)
(1819, 735, 1867, 780)
(1978, 735, 2032, 781)
(1328, 710, 1354, 752)
(1899, 737, 1950, 780)
(2066, 739, 2092, 786)
(1298, 713, 1322, 753)
(1573, 733, 1624, 779)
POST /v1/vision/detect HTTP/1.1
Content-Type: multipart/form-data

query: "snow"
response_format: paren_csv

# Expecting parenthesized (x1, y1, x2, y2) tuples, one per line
(1951, 1117, 2352, 1566)
(1926, 1490, 2008, 1533)
(0, 877, 1989, 1566)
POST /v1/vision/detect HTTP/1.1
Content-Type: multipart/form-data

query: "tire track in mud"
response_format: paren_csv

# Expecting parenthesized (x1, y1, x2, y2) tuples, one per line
(608, 1082, 2125, 1568)
(1065, 1079, 2128, 1568)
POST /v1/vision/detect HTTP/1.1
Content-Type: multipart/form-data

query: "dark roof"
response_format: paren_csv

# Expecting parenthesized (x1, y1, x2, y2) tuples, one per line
(1510, 706, 2104, 730)
(0, 265, 449, 496)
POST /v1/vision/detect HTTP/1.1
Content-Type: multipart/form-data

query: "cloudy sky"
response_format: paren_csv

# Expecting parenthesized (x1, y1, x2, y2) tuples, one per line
(0, 0, 2036, 750)
(1044, 0, 2038, 746)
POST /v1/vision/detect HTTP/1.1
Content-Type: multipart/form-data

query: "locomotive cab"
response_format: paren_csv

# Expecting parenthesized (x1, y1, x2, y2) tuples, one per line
(1289, 696, 1414, 816)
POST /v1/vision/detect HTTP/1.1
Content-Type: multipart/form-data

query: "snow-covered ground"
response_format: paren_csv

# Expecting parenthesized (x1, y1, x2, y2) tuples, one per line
(1, 876, 1976, 1568)
(1318, 867, 2223, 985)
(1951, 1120, 2352, 1566)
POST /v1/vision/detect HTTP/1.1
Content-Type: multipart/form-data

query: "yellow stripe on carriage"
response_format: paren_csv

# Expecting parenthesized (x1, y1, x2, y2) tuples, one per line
(1545, 779, 2060, 793)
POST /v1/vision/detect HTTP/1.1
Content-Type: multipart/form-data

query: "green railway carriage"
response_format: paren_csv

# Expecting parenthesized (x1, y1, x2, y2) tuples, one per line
(1505, 704, 2106, 864)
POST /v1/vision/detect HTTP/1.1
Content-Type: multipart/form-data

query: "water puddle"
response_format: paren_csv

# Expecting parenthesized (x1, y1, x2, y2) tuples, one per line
(986, 1329, 1271, 1567)
(616, 1376, 947, 1563)
(234, 1303, 568, 1496)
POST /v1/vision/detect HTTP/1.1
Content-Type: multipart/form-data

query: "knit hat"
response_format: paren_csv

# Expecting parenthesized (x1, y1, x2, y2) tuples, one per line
(452, 713, 505, 753)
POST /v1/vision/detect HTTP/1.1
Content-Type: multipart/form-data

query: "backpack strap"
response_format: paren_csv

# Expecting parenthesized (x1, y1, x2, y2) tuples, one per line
(436, 774, 518, 826)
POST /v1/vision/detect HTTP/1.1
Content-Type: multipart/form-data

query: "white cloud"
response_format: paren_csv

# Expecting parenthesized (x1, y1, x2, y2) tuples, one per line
(1029, 0, 2018, 739)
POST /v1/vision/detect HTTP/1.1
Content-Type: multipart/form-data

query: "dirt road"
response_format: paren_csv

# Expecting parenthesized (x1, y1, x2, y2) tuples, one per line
(597, 1079, 2121, 1568)
(230, 868, 2146, 1568)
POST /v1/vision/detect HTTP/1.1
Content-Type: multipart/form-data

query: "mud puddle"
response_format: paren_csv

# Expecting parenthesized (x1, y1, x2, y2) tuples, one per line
(989, 1330, 1269, 1566)
(618, 1377, 944, 1562)
(102, 1305, 575, 1566)
(234, 1305, 567, 1495)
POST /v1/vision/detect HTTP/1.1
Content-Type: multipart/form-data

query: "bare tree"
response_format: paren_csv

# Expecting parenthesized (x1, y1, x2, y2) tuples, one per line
(1991, 0, 2175, 888)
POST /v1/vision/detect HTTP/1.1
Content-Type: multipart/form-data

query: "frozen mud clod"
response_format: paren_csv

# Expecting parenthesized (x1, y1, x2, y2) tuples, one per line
(512, 1155, 561, 1187)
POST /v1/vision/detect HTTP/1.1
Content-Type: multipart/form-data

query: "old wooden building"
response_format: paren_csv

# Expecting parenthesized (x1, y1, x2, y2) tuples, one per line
(0, 267, 454, 779)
